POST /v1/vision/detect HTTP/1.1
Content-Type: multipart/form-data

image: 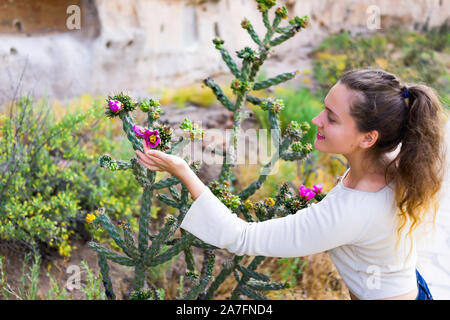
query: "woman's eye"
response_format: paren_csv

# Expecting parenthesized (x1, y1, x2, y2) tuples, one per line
(328, 116, 334, 123)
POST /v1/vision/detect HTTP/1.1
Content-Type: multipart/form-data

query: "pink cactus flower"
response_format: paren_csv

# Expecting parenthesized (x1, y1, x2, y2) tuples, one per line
(133, 125, 161, 148)
(312, 184, 324, 194)
(108, 100, 122, 113)
(133, 125, 146, 138)
(298, 185, 316, 200)
(144, 129, 160, 149)
(305, 190, 316, 200)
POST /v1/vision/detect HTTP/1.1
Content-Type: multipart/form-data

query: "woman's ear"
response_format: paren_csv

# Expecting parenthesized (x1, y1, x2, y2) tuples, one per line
(360, 130, 379, 149)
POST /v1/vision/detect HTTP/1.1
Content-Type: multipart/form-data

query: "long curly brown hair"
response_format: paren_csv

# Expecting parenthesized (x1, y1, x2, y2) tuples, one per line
(339, 68, 448, 254)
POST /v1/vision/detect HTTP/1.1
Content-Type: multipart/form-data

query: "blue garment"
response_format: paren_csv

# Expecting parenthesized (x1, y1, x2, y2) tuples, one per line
(415, 269, 433, 300)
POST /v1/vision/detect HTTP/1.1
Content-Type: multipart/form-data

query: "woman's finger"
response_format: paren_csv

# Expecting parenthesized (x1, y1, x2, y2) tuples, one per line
(138, 155, 157, 167)
(136, 148, 156, 162)
(142, 141, 149, 152)
(137, 159, 159, 171)
(145, 149, 165, 160)
(140, 152, 164, 167)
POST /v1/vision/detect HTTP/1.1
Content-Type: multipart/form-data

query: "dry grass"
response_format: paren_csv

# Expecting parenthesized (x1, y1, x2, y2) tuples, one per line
(209, 253, 351, 300)
(259, 253, 350, 300)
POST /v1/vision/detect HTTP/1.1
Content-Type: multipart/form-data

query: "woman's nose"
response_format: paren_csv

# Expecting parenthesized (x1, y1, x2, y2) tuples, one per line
(311, 114, 320, 127)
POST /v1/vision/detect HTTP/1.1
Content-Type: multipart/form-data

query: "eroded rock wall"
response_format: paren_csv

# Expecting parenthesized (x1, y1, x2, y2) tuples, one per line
(0, 0, 448, 104)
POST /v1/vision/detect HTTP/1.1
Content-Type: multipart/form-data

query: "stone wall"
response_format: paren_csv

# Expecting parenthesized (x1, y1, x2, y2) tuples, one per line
(0, 0, 449, 104)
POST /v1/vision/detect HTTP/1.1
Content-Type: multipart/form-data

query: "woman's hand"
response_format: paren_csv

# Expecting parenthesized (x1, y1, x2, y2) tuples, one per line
(135, 142, 189, 178)
(136, 142, 207, 200)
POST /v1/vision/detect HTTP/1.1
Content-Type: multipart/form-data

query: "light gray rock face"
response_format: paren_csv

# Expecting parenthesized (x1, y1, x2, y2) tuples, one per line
(0, 0, 449, 104)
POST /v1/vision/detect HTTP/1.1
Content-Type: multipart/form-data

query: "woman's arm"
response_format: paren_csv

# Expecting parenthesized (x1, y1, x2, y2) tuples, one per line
(135, 144, 369, 257)
(179, 187, 370, 257)
(176, 165, 208, 200)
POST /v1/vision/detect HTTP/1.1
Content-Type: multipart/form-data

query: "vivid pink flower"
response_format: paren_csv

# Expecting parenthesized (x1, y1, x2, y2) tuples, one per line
(298, 185, 316, 200)
(133, 125, 146, 138)
(305, 190, 316, 200)
(108, 100, 122, 113)
(312, 184, 324, 194)
(144, 129, 160, 149)
(133, 125, 160, 148)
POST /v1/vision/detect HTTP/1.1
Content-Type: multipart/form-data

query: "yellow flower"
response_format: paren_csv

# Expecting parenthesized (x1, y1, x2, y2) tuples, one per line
(264, 197, 275, 207)
(86, 213, 96, 223)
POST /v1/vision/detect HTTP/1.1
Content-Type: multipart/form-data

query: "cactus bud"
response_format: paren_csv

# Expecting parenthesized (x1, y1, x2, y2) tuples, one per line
(302, 143, 313, 153)
(300, 121, 310, 132)
(212, 37, 224, 49)
(244, 199, 254, 210)
(139, 102, 150, 113)
(236, 47, 256, 60)
(241, 18, 251, 29)
(289, 16, 309, 29)
(148, 98, 160, 107)
(230, 79, 242, 94)
(272, 99, 284, 114)
(275, 6, 288, 19)
(291, 142, 303, 152)
(256, 0, 277, 12)
(288, 121, 300, 130)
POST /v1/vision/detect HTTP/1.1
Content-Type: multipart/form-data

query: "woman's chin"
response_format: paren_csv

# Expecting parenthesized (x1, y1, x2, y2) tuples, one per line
(314, 139, 324, 151)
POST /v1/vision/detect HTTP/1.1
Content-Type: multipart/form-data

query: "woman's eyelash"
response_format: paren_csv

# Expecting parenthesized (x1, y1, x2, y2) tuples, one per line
(322, 105, 335, 122)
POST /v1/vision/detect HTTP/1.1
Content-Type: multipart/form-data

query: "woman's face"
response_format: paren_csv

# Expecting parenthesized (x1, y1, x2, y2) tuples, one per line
(311, 82, 371, 157)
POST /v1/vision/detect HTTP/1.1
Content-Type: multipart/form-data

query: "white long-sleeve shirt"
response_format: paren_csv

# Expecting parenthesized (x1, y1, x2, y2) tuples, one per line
(180, 168, 418, 300)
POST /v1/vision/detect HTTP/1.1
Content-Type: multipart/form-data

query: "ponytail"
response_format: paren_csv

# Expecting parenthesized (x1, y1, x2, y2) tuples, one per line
(393, 84, 447, 252)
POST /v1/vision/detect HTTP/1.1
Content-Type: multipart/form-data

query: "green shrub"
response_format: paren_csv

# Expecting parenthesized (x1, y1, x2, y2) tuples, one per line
(277, 257, 307, 286)
(159, 85, 221, 109)
(0, 95, 142, 257)
(80, 260, 107, 300)
(312, 26, 449, 108)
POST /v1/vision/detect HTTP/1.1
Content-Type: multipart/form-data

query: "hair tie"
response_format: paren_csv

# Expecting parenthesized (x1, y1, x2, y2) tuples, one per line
(401, 87, 409, 99)
(403, 89, 409, 99)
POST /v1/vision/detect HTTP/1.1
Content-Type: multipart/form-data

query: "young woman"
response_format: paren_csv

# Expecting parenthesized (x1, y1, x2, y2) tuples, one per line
(135, 69, 447, 300)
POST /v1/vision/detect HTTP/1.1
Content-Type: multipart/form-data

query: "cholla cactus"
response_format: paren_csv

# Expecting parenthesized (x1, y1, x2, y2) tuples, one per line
(90, 0, 325, 301)
(202, 1, 309, 185)
(90, 92, 208, 298)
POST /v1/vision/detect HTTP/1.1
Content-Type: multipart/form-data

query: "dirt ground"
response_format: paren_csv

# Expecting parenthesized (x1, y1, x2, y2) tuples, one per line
(0, 235, 350, 300)
(0, 239, 135, 299)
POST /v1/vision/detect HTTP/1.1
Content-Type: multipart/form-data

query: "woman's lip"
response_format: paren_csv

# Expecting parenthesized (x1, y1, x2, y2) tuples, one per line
(317, 133, 325, 140)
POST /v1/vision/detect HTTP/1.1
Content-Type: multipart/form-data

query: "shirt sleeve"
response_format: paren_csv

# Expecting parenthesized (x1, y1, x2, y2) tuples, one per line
(180, 187, 369, 257)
